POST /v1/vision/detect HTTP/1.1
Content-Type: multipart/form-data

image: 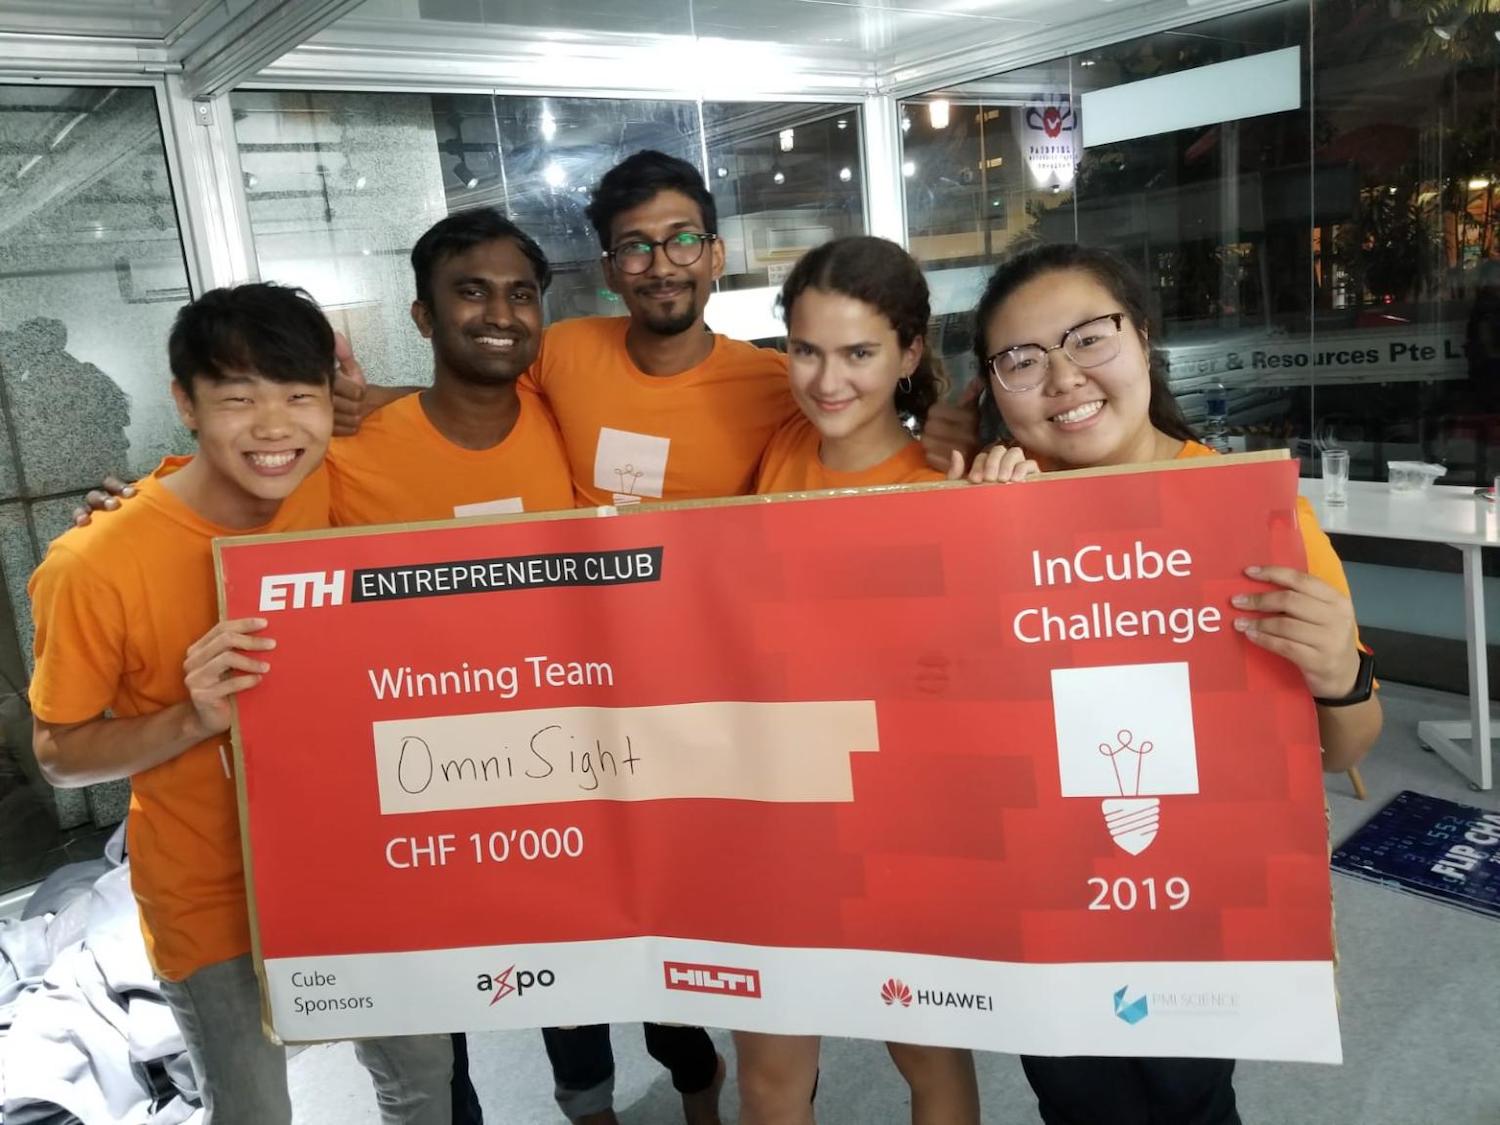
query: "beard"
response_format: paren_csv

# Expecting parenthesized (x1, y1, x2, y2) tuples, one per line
(631, 279, 701, 337)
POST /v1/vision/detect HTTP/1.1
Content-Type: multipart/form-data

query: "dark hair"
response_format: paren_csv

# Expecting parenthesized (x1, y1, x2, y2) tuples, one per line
(410, 208, 552, 306)
(776, 236, 946, 425)
(168, 283, 334, 396)
(971, 243, 1195, 444)
(585, 150, 717, 251)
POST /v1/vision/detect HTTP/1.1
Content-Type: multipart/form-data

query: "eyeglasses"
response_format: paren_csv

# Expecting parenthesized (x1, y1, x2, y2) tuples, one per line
(986, 313, 1127, 392)
(604, 231, 718, 275)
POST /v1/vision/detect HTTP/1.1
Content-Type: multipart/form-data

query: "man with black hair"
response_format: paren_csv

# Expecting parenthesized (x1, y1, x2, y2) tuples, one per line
(325, 208, 574, 523)
(29, 283, 456, 1125)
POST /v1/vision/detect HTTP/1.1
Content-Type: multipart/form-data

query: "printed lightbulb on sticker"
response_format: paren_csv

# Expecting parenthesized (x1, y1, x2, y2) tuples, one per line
(1050, 662, 1201, 859)
(1098, 730, 1159, 856)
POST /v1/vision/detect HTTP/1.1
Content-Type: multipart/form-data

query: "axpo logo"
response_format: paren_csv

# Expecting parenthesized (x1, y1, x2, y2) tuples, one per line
(259, 570, 346, 612)
(663, 962, 761, 998)
(476, 965, 555, 1006)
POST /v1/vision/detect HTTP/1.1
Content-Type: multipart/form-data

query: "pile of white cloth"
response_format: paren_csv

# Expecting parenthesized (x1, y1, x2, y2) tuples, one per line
(0, 826, 202, 1124)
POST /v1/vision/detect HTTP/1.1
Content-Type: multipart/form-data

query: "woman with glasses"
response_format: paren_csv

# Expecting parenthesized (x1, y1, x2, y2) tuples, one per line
(966, 244, 1381, 1125)
(738, 235, 1029, 1125)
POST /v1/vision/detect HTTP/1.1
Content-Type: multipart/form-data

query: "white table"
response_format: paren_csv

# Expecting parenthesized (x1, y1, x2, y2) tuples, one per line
(1300, 478, 1496, 790)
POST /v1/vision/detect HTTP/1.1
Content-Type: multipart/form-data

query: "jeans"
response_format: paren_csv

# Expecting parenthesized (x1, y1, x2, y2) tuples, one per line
(1020, 1056, 1241, 1125)
(158, 953, 454, 1125)
(541, 1023, 718, 1120)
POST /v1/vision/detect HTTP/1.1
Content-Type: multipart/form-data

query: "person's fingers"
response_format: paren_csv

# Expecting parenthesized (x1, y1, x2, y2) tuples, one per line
(1243, 565, 1340, 603)
(102, 475, 134, 497)
(945, 449, 965, 481)
(1237, 626, 1320, 666)
(194, 673, 262, 700)
(194, 651, 271, 681)
(334, 332, 367, 387)
(1234, 613, 1325, 649)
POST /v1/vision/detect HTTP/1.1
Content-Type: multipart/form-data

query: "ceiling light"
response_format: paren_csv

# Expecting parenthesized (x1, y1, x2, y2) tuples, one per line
(773, 169, 786, 185)
(242, 170, 258, 190)
(928, 99, 950, 130)
(902, 160, 916, 177)
(838, 166, 852, 182)
(544, 162, 566, 188)
(716, 166, 728, 178)
(779, 128, 795, 152)
(540, 105, 557, 142)
(1080, 58, 1097, 68)
(901, 115, 911, 133)
(1470, 178, 1493, 189)
(836, 118, 848, 130)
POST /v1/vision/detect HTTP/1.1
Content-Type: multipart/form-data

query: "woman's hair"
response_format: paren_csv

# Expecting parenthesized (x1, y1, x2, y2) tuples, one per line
(777, 236, 947, 425)
(970, 243, 1196, 443)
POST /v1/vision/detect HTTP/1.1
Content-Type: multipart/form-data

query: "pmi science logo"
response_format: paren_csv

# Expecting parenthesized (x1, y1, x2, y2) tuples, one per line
(663, 962, 761, 998)
(1113, 984, 1238, 1025)
(1113, 985, 1149, 1025)
(880, 977, 992, 1012)
(476, 965, 555, 1007)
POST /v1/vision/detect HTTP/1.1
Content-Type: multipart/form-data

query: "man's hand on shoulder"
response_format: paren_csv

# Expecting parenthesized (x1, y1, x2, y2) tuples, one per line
(72, 475, 135, 528)
(921, 378, 982, 473)
(333, 331, 417, 436)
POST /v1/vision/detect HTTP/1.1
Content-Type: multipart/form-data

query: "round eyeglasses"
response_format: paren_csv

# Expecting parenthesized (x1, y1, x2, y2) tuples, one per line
(986, 313, 1126, 392)
(604, 231, 718, 275)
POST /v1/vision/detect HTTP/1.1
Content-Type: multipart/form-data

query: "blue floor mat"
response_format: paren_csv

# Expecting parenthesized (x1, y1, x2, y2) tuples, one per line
(1331, 790, 1500, 920)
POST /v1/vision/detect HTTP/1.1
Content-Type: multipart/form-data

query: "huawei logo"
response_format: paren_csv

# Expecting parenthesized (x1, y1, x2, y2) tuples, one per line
(880, 978, 912, 1008)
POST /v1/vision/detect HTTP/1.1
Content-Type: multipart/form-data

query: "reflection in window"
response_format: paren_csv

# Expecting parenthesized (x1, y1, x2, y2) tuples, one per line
(905, 2, 1500, 484)
(702, 103, 865, 297)
(234, 92, 866, 364)
(0, 83, 192, 892)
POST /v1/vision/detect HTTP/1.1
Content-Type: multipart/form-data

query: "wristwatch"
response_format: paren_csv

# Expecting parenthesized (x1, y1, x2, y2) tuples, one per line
(1314, 648, 1375, 707)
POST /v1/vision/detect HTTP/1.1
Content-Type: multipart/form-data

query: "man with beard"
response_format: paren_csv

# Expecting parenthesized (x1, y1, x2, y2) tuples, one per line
(525, 149, 795, 508)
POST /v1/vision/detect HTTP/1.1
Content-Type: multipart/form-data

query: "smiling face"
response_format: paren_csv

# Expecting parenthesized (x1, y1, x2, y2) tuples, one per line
(786, 287, 919, 446)
(602, 188, 724, 338)
(981, 267, 1159, 469)
(413, 237, 543, 385)
(172, 371, 332, 506)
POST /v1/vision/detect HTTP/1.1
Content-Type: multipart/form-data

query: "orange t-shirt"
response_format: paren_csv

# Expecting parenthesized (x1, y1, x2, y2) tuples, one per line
(524, 316, 797, 506)
(27, 456, 331, 981)
(1175, 441, 1353, 597)
(327, 387, 574, 526)
(755, 415, 944, 493)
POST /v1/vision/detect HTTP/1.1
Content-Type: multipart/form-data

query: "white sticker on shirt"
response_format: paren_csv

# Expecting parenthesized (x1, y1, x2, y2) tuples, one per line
(594, 427, 670, 503)
(453, 497, 525, 518)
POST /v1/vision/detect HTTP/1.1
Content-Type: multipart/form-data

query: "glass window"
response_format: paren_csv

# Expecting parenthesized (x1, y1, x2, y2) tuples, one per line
(0, 83, 193, 893)
(702, 103, 866, 294)
(903, 6, 1314, 459)
(1310, 1, 1500, 484)
(232, 92, 867, 369)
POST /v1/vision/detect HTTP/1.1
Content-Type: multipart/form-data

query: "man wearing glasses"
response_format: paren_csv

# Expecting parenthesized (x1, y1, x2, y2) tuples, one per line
(527, 149, 795, 508)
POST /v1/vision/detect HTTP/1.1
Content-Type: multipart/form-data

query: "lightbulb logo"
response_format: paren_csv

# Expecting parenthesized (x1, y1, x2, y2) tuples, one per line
(1113, 985, 1150, 1025)
(1051, 661, 1199, 856)
(880, 979, 913, 1008)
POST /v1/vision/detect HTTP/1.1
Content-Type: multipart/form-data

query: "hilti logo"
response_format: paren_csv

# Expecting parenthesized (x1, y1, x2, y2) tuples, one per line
(663, 962, 761, 998)
(259, 570, 346, 611)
